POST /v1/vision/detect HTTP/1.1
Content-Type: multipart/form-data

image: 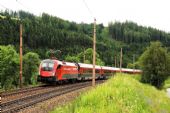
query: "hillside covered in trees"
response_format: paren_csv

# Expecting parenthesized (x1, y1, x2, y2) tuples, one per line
(1, 10, 170, 67)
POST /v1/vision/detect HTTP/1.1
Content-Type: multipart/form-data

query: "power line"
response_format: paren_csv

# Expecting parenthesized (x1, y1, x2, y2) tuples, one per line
(0, 3, 7, 9)
(0, 3, 12, 11)
(82, 0, 94, 18)
(16, 0, 31, 12)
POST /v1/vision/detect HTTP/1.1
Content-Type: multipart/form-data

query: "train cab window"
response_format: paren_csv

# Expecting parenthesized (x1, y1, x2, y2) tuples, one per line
(41, 60, 54, 71)
(48, 63, 54, 68)
(42, 63, 48, 68)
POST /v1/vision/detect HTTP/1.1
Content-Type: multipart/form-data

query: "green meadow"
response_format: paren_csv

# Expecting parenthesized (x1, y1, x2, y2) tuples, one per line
(51, 74, 170, 113)
(164, 77, 170, 89)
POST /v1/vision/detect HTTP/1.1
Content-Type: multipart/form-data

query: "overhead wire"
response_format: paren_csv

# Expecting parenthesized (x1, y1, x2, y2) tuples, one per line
(16, 0, 32, 12)
(0, 3, 12, 11)
(82, 0, 95, 19)
(0, 3, 7, 9)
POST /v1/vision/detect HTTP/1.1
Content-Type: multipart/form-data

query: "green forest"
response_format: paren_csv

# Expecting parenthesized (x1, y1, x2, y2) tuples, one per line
(1, 10, 170, 66)
(1, 10, 170, 89)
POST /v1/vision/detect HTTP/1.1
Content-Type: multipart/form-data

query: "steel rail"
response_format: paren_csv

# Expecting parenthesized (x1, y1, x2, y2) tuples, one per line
(1, 80, 104, 113)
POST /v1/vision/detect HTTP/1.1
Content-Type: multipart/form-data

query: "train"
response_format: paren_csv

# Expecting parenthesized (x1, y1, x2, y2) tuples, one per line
(37, 59, 142, 83)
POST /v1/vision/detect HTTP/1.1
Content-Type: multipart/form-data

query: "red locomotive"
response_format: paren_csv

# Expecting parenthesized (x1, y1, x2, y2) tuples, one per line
(37, 59, 141, 83)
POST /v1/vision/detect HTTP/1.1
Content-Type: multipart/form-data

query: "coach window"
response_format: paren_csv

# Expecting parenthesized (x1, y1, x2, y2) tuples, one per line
(95, 69, 100, 73)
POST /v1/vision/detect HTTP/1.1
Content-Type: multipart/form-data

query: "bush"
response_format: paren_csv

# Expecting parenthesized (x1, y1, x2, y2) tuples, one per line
(139, 41, 170, 88)
(23, 52, 40, 85)
(0, 46, 40, 90)
(0, 45, 19, 89)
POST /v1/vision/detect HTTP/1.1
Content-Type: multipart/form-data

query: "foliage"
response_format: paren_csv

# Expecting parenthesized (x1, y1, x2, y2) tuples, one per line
(127, 61, 140, 69)
(0, 45, 19, 90)
(0, 45, 40, 89)
(163, 76, 170, 89)
(78, 48, 105, 65)
(51, 74, 170, 113)
(65, 48, 105, 65)
(139, 41, 170, 88)
(1, 11, 170, 67)
(108, 21, 170, 45)
(65, 55, 79, 63)
(45, 50, 62, 59)
(23, 52, 40, 85)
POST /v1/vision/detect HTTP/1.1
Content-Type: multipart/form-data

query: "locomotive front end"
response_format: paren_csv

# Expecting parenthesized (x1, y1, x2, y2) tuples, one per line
(37, 59, 57, 82)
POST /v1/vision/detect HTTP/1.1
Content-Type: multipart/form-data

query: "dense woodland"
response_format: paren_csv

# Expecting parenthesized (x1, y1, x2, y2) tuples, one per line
(1, 10, 170, 67)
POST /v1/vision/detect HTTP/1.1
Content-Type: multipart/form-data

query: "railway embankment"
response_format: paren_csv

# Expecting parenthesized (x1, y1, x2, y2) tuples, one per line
(1, 81, 104, 113)
(51, 74, 170, 113)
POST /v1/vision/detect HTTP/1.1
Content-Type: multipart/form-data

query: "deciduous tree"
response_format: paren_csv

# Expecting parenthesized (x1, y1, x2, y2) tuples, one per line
(23, 52, 40, 85)
(139, 41, 170, 88)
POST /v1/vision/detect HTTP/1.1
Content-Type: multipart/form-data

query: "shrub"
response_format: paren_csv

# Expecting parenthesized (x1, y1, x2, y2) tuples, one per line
(139, 41, 170, 88)
(23, 52, 40, 85)
(0, 45, 19, 89)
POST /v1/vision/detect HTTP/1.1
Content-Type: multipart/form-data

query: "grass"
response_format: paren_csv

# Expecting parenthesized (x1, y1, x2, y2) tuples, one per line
(0, 83, 42, 93)
(51, 74, 170, 113)
(164, 77, 170, 89)
(130, 74, 170, 89)
(128, 74, 141, 81)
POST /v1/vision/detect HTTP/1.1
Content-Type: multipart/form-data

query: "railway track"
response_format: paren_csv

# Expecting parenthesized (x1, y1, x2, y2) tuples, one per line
(1, 85, 48, 98)
(1, 80, 104, 113)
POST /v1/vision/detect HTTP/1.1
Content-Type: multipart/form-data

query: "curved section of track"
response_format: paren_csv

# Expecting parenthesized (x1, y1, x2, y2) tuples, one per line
(1, 80, 104, 113)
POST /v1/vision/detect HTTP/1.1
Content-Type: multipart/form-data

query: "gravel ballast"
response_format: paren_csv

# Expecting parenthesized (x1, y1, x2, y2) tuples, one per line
(19, 86, 92, 113)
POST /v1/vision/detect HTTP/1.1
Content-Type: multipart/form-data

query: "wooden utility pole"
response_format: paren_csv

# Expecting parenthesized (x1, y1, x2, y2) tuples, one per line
(115, 55, 117, 67)
(133, 54, 135, 73)
(0, 97, 1, 112)
(83, 48, 85, 63)
(92, 18, 96, 87)
(19, 24, 23, 88)
(120, 48, 122, 73)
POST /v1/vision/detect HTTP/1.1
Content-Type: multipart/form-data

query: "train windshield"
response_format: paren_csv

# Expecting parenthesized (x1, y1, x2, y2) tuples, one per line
(41, 60, 54, 71)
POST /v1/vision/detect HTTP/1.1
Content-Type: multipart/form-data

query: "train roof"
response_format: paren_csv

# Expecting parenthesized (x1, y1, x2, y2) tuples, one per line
(58, 61, 77, 67)
(41, 59, 77, 67)
(78, 63, 101, 69)
(101, 66, 120, 71)
(122, 68, 142, 72)
(63, 62, 77, 66)
(122, 68, 133, 72)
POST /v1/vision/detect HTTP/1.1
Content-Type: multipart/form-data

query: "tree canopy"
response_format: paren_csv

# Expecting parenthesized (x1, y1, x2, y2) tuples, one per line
(23, 52, 40, 85)
(0, 45, 40, 89)
(65, 48, 105, 66)
(1, 11, 170, 67)
(139, 41, 170, 88)
(1, 10, 170, 89)
(0, 45, 19, 89)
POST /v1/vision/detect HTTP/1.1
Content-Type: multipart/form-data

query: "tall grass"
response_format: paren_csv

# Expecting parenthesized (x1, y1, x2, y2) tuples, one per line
(164, 77, 170, 89)
(51, 74, 170, 113)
